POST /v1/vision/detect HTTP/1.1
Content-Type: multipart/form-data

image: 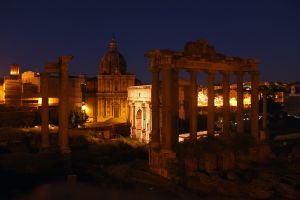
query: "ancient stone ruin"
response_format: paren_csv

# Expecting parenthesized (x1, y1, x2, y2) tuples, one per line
(145, 39, 260, 179)
(41, 55, 73, 154)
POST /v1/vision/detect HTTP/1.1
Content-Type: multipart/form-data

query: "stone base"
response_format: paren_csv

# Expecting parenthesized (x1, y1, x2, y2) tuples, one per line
(149, 149, 178, 181)
(237, 143, 275, 162)
(183, 151, 236, 176)
(259, 130, 269, 142)
(150, 142, 160, 150)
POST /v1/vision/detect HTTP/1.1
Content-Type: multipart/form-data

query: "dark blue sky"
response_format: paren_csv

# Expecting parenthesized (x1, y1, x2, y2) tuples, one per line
(1, 0, 300, 83)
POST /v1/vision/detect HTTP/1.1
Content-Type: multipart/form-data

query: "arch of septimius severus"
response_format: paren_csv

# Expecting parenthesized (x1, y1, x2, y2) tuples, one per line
(145, 39, 260, 178)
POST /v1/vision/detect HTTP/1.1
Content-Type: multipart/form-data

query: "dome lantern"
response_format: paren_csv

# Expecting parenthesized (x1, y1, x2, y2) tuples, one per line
(99, 37, 127, 75)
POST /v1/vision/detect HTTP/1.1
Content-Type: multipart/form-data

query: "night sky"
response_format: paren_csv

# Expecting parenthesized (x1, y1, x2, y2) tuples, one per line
(1, 0, 300, 84)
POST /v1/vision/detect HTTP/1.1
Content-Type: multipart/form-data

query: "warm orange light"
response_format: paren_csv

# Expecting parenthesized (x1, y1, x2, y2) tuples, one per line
(197, 91, 251, 107)
(10, 65, 20, 75)
(81, 103, 86, 112)
(214, 96, 223, 107)
(38, 97, 59, 105)
(243, 95, 251, 106)
(197, 90, 208, 106)
(230, 97, 237, 106)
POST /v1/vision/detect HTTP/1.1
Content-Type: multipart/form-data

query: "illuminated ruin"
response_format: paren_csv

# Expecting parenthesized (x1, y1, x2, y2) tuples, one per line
(145, 39, 260, 179)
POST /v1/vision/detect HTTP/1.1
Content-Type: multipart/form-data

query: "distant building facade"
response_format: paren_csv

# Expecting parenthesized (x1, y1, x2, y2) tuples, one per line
(0, 64, 85, 112)
(0, 37, 136, 124)
(127, 79, 190, 143)
(85, 37, 136, 122)
(283, 82, 300, 116)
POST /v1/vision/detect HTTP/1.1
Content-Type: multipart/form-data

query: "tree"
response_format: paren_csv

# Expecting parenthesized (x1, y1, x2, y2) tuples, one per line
(69, 108, 88, 128)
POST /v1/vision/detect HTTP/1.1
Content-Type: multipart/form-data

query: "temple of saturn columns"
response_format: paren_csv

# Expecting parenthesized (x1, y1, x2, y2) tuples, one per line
(145, 39, 260, 179)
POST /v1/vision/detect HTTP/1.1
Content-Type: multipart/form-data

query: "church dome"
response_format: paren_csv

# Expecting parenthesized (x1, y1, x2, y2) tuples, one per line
(99, 37, 127, 75)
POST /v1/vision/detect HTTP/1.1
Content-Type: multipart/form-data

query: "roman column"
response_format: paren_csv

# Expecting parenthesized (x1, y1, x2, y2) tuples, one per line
(59, 55, 72, 154)
(131, 103, 136, 138)
(150, 68, 160, 149)
(262, 90, 267, 130)
(189, 69, 198, 140)
(236, 71, 244, 134)
(149, 102, 152, 140)
(251, 71, 259, 141)
(142, 103, 146, 142)
(207, 71, 215, 136)
(161, 67, 172, 151)
(171, 69, 179, 146)
(127, 104, 131, 124)
(41, 72, 49, 150)
(222, 71, 230, 138)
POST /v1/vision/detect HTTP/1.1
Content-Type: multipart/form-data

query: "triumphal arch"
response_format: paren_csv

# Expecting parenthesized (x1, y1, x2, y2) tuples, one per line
(145, 39, 259, 179)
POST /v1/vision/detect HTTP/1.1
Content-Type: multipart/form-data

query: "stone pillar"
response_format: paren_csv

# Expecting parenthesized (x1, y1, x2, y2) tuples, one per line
(207, 71, 215, 136)
(131, 103, 136, 138)
(251, 71, 260, 141)
(161, 67, 173, 152)
(189, 70, 198, 140)
(142, 103, 146, 142)
(149, 103, 152, 136)
(127, 104, 131, 123)
(222, 72, 230, 138)
(142, 103, 146, 131)
(93, 95, 98, 122)
(171, 69, 179, 146)
(260, 89, 268, 141)
(236, 71, 244, 134)
(262, 90, 267, 130)
(41, 72, 49, 150)
(59, 55, 72, 154)
(150, 68, 160, 149)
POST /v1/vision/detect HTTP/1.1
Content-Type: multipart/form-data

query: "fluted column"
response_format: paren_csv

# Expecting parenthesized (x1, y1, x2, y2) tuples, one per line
(59, 55, 72, 154)
(251, 71, 260, 141)
(236, 71, 244, 134)
(189, 69, 198, 140)
(207, 71, 215, 136)
(41, 72, 49, 150)
(150, 68, 160, 149)
(222, 72, 230, 138)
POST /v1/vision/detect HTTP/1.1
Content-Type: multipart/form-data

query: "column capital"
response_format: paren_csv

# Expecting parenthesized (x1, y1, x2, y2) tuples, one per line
(250, 70, 260, 76)
(187, 69, 198, 73)
(220, 71, 230, 76)
(59, 55, 73, 64)
(151, 67, 160, 73)
(206, 70, 216, 75)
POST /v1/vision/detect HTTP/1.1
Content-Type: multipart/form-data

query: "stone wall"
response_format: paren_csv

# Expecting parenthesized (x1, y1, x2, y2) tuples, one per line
(149, 150, 178, 181)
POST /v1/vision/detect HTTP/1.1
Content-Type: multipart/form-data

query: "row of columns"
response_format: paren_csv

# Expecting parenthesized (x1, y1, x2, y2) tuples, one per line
(150, 67, 260, 152)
